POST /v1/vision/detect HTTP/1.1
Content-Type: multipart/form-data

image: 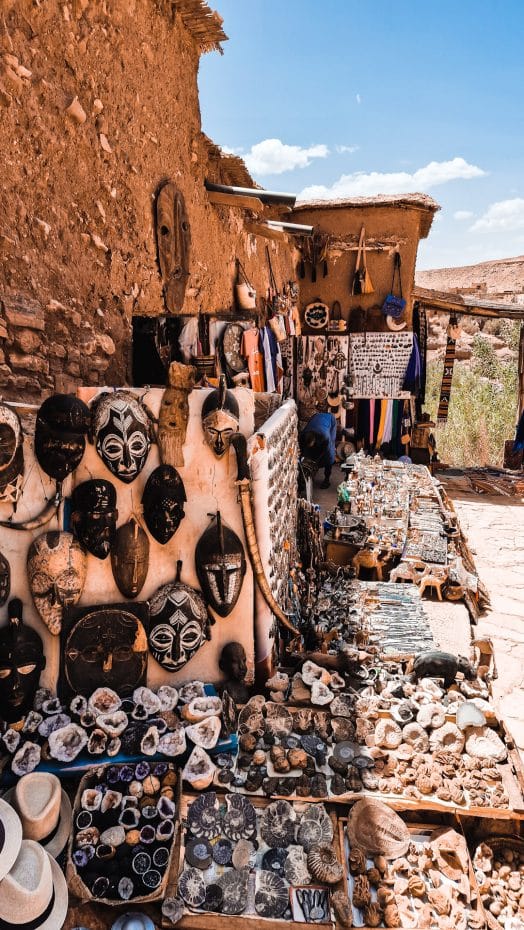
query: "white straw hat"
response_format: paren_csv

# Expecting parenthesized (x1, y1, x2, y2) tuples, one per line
(0, 798, 23, 882)
(0, 839, 68, 929)
(4, 772, 72, 859)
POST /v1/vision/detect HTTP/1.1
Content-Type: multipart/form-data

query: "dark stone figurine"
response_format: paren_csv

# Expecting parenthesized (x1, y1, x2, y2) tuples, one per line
(0, 598, 46, 724)
(218, 641, 249, 704)
(412, 650, 476, 689)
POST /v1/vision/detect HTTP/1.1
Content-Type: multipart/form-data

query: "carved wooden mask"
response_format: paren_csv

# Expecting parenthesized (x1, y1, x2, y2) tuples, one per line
(111, 518, 150, 599)
(155, 182, 191, 313)
(0, 403, 24, 504)
(27, 532, 87, 636)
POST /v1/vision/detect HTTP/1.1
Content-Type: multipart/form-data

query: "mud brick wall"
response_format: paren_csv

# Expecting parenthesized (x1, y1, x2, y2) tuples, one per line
(0, 0, 294, 399)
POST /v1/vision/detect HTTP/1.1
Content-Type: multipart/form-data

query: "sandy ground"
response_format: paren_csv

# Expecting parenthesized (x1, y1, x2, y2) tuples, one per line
(441, 475, 524, 754)
(314, 466, 523, 751)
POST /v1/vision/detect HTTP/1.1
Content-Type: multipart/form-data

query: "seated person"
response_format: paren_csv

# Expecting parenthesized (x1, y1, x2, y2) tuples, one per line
(299, 411, 337, 489)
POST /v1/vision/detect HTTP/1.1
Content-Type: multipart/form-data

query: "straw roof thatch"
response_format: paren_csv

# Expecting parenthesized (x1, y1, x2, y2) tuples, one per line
(162, 0, 228, 54)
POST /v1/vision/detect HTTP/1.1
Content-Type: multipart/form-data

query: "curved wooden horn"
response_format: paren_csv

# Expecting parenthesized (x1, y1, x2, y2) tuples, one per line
(230, 433, 299, 636)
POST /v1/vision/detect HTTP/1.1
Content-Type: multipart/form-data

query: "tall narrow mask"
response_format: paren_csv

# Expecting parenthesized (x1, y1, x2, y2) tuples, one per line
(195, 512, 246, 617)
(27, 532, 87, 635)
(0, 599, 46, 724)
(0, 403, 24, 503)
(201, 376, 239, 458)
(34, 394, 90, 483)
(71, 479, 118, 560)
(0, 551, 10, 607)
(111, 518, 150, 599)
(148, 561, 212, 672)
(142, 465, 186, 545)
(91, 391, 154, 484)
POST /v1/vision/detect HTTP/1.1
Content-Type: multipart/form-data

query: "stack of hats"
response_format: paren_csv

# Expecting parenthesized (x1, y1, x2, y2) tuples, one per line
(0, 772, 70, 929)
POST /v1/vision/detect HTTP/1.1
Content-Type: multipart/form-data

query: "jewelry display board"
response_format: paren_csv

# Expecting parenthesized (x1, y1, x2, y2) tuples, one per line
(348, 332, 413, 398)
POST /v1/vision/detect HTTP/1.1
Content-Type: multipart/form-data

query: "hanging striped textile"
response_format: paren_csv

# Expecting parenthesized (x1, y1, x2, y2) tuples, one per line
(437, 329, 457, 423)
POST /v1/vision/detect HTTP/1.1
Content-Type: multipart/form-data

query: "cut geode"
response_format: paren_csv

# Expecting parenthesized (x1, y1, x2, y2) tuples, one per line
(38, 713, 71, 738)
(101, 790, 122, 813)
(158, 727, 187, 758)
(222, 794, 257, 841)
(178, 681, 206, 704)
(42, 697, 64, 715)
(217, 868, 249, 915)
(330, 694, 353, 717)
(187, 792, 221, 838)
(2, 728, 20, 753)
(140, 725, 160, 756)
(87, 728, 107, 755)
(107, 737, 121, 757)
(182, 746, 216, 790)
(185, 715, 221, 750)
(88, 687, 121, 715)
(162, 897, 185, 925)
(254, 870, 289, 919)
(260, 800, 296, 847)
(310, 680, 334, 706)
(157, 795, 176, 820)
(133, 686, 161, 716)
(178, 867, 206, 908)
(11, 741, 41, 775)
(81, 788, 103, 811)
(22, 711, 43, 735)
(157, 685, 179, 711)
(96, 710, 128, 737)
(34, 688, 53, 711)
(118, 876, 134, 901)
(70, 695, 88, 717)
(181, 696, 222, 723)
(48, 723, 88, 762)
(284, 846, 311, 885)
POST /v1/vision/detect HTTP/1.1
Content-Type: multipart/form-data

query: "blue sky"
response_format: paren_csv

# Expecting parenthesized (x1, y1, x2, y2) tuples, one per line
(198, 0, 524, 269)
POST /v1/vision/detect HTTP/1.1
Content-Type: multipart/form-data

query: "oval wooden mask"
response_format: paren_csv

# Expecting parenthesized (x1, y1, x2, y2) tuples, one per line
(111, 518, 150, 598)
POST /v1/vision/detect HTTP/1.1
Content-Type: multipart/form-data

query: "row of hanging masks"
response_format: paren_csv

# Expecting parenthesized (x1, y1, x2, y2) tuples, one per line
(1, 375, 240, 499)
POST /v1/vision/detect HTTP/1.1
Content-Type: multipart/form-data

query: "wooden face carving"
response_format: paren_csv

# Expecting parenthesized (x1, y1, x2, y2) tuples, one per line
(0, 552, 10, 607)
(92, 391, 153, 484)
(155, 182, 191, 313)
(27, 532, 87, 636)
(148, 578, 211, 672)
(62, 604, 148, 698)
(71, 479, 118, 560)
(111, 518, 149, 599)
(34, 394, 90, 482)
(142, 465, 186, 545)
(0, 403, 24, 503)
(0, 617, 45, 724)
(195, 513, 246, 618)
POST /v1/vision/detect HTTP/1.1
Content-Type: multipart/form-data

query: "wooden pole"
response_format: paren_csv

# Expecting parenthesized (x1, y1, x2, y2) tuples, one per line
(519, 322, 524, 418)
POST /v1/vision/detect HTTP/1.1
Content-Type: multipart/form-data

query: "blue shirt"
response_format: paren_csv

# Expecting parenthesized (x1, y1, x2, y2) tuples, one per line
(302, 412, 337, 466)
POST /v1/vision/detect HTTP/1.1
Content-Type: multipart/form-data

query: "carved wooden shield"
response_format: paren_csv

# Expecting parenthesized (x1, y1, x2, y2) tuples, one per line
(155, 182, 191, 314)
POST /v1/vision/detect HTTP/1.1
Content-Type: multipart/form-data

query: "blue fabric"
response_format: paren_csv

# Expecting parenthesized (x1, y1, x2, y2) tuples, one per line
(514, 409, 524, 451)
(402, 334, 422, 394)
(302, 412, 337, 466)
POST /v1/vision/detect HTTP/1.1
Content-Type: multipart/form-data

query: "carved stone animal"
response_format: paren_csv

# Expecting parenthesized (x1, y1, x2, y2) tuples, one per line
(412, 650, 475, 689)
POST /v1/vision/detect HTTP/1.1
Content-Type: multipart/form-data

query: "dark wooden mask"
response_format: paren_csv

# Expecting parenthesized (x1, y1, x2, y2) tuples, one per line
(111, 518, 150, 599)
(155, 182, 191, 313)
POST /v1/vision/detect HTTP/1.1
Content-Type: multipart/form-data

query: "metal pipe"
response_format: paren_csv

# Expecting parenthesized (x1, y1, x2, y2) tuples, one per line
(267, 220, 314, 235)
(205, 180, 296, 208)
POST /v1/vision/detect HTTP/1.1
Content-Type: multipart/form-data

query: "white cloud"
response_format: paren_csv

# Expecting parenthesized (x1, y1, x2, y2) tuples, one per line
(220, 145, 244, 155)
(454, 210, 474, 220)
(470, 198, 524, 232)
(356, 93, 362, 104)
(241, 138, 329, 176)
(336, 144, 359, 154)
(298, 157, 486, 200)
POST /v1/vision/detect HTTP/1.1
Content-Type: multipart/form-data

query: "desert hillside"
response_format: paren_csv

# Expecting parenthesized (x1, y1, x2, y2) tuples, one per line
(417, 254, 524, 299)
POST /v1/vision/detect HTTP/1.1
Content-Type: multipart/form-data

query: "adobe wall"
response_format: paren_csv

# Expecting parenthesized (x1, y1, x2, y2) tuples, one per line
(0, 0, 294, 400)
(291, 203, 430, 329)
